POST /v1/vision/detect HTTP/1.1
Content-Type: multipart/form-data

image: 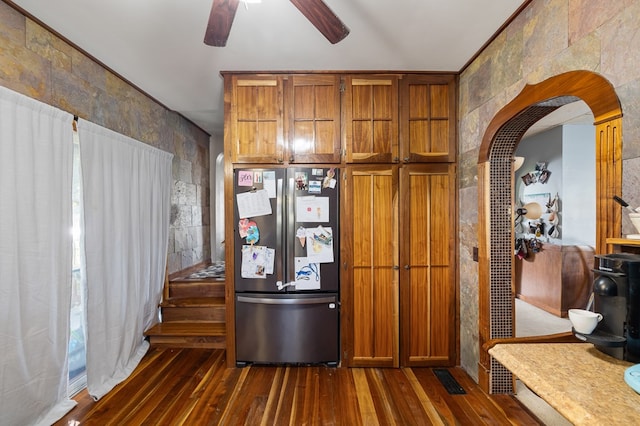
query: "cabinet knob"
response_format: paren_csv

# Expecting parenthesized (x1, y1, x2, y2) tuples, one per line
(393, 265, 400, 270)
(404, 265, 410, 270)
(404, 157, 410, 162)
(277, 158, 283, 163)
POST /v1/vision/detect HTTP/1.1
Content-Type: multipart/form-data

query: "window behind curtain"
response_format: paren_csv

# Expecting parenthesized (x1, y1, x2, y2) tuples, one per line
(69, 130, 87, 396)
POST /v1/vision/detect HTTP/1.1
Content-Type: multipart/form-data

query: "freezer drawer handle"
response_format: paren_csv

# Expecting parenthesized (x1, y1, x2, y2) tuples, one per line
(237, 296, 336, 305)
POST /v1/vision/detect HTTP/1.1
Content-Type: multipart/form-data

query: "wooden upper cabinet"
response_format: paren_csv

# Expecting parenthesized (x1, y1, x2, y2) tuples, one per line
(286, 75, 341, 163)
(399, 164, 456, 366)
(343, 75, 399, 163)
(400, 75, 457, 163)
(226, 75, 285, 163)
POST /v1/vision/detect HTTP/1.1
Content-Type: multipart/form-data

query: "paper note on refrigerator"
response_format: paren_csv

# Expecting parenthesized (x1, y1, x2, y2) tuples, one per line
(236, 189, 272, 218)
(296, 196, 329, 222)
(263, 171, 277, 198)
(237, 170, 253, 186)
(240, 245, 274, 279)
(264, 247, 275, 275)
(294, 257, 321, 290)
(305, 226, 334, 263)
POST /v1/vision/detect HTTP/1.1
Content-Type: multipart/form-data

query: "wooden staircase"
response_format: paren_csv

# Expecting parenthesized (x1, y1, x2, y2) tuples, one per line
(144, 263, 226, 349)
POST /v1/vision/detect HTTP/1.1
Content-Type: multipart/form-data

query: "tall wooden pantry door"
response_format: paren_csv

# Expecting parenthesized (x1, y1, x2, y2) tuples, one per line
(343, 164, 456, 368)
(399, 164, 457, 366)
(344, 166, 400, 367)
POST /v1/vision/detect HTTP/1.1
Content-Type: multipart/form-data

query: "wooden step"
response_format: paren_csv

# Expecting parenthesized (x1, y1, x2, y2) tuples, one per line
(169, 279, 225, 298)
(144, 322, 226, 349)
(160, 297, 225, 322)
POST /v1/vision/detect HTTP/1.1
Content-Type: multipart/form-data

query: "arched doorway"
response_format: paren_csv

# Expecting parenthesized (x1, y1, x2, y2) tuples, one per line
(476, 70, 623, 394)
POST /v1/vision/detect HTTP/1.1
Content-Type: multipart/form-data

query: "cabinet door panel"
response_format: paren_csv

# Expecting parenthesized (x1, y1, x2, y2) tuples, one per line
(344, 76, 399, 163)
(429, 266, 452, 358)
(228, 76, 284, 163)
(409, 121, 429, 154)
(314, 85, 336, 119)
(372, 174, 395, 267)
(400, 164, 456, 366)
(373, 268, 396, 358)
(400, 75, 456, 162)
(352, 174, 372, 266)
(373, 84, 394, 119)
(353, 268, 374, 356)
(315, 121, 336, 155)
(352, 268, 395, 362)
(347, 167, 399, 367)
(408, 267, 429, 356)
(256, 85, 280, 118)
(288, 75, 341, 163)
(430, 120, 450, 155)
(351, 121, 373, 155)
(236, 86, 258, 119)
(293, 85, 315, 117)
(373, 121, 392, 159)
(428, 173, 450, 265)
(351, 85, 372, 120)
(236, 121, 278, 158)
(430, 84, 449, 117)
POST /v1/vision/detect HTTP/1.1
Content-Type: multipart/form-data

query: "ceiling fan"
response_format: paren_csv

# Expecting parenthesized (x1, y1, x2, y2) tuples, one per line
(204, 0, 350, 47)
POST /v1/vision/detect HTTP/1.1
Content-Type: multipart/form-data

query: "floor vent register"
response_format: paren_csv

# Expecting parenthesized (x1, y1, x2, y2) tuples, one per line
(433, 369, 466, 395)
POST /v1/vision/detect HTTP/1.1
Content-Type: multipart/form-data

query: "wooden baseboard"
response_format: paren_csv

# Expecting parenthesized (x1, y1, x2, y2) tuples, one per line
(478, 363, 490, 393)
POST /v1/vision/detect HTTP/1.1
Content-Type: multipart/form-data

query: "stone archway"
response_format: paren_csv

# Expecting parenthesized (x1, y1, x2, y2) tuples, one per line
(476, 70, 623, 393)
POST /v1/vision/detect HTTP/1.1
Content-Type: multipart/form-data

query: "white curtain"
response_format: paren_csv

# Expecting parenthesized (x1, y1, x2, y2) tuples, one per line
(77, 120, 172, 400)
(0, 86, 76, 425)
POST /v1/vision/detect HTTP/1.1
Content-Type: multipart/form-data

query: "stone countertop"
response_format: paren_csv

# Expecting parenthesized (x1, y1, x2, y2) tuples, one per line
(489, 343, 640, 425)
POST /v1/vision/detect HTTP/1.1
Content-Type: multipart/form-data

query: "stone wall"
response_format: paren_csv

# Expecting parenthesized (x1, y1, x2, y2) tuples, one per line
(458, 0, 640, 379)
(0, 2, 210, 274)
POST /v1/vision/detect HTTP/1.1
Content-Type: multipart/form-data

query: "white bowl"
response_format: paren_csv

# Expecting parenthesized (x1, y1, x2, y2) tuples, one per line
(569, 308, 603, 334)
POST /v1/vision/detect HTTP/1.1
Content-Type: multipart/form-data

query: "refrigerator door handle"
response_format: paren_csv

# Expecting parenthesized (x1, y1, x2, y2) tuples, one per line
(276, 176, 283, 285)
(286, 175, 296, 286)
(237, 295, 336, 305)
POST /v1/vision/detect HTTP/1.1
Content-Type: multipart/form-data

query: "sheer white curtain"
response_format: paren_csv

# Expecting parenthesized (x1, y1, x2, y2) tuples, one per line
(77, 120, 172, 400)
(0, 86, 76, 425)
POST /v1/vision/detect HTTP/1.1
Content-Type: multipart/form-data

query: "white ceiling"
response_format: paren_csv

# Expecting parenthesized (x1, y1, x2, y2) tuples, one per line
(524, 100, 594, 138)
(10, 0, 534, 136)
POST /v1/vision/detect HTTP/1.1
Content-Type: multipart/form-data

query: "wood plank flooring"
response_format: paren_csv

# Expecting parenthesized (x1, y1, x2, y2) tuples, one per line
(55, 348, 542, 425)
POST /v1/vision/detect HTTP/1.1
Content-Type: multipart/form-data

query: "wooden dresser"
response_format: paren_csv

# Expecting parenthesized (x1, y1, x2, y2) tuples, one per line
(514, 243, 594, 317)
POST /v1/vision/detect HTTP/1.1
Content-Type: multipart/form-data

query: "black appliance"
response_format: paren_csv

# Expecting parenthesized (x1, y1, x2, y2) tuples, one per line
(580, 253, 640, 362)
(232, 167, 340, 366)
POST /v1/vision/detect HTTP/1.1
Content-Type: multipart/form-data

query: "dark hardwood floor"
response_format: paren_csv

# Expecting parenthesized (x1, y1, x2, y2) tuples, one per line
(55, 348, 542, 425)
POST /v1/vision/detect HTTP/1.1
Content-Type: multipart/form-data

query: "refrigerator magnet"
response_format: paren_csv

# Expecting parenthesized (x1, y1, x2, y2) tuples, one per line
(295, 172, 308, 191)
(296, 226, 307, 247)
(323, 168, 336, 189)
(238, 218, 250, 238)
(238, 170, 253, 186)
(309, 180, 322, 194)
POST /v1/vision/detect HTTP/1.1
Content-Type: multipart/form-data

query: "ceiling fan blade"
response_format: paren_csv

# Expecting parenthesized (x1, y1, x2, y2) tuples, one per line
(289, 0, 350, 44)
(204, 0, 240, 47)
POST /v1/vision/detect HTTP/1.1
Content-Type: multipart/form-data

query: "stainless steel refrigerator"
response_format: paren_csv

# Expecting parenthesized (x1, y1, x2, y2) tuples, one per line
(233, 167, 340, 366)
